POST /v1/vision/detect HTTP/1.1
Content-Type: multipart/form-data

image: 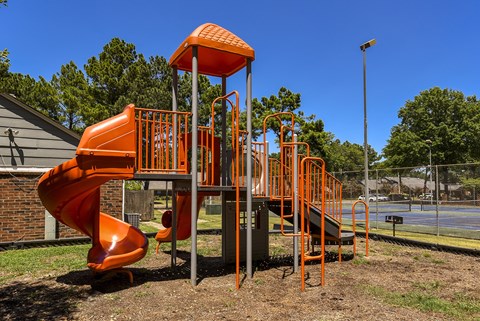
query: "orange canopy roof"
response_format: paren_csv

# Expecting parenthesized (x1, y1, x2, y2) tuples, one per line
(169, 23, 255, 77)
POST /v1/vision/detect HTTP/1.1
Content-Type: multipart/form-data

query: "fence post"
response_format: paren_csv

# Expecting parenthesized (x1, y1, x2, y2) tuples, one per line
(435, 165, 440, 236)
(375, 169, 379, 229)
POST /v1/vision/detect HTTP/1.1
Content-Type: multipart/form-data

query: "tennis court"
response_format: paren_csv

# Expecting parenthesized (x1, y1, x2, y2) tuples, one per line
(344, 200, 480, 238)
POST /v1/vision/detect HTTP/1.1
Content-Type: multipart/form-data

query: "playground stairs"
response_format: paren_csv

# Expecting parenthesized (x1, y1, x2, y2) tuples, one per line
(267, 199, 354, 246)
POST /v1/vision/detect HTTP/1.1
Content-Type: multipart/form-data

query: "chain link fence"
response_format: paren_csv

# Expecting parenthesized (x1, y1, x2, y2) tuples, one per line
(334, 163, 480, 240)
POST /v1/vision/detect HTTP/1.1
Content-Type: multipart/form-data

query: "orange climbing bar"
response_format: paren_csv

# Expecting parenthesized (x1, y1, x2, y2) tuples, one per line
(352, 200, 370, 257)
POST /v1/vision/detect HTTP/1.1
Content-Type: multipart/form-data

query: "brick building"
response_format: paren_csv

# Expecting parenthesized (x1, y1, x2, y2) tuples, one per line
(0, 93, 123, 243)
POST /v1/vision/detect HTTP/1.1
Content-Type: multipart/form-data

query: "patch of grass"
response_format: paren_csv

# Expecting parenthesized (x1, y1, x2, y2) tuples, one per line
(0, 244, 89, 283)
(362, 285, 480, 319)
(379, 244, 403, 257)
(139, 223, 159, 233)
(410, 251, 446, 265)
(197, 209, 222, 229)
(197, 238, 221, 257)
(134, 291, 149, 298)
(412, 280, 442, 291)
(431, 258, 445, 265)
(270, 245, 288, 256)
(364, 227, 480, 249)
(105, 293, 121, 301)
(352, 256, 371, 266)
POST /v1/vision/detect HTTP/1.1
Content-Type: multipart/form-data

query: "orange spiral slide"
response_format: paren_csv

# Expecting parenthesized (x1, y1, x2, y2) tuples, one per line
(37, 105, 148, 275)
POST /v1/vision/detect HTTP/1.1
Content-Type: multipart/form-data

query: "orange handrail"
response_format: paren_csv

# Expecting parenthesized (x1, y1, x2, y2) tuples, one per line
(262, 113, 296, 236)
(300, 157, 326, 291)
(351, 200, 369, 257)
(276, 142, 310, 237)
(262, 112, 295, 197)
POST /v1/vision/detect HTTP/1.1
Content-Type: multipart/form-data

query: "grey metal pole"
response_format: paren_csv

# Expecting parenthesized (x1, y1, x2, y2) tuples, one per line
(171, 66, 178, 268)
(246, 59, 253, 278)
(362, 48, 369, 208)
(191, 46, 199, 286)
(293, 134, 299, 272)
(171, 182, 177, 268)
(221, 76, 227, 187)
(220, 76, 227, 266)
(172, 66, 178, 169)
(375, 169, 379, 229)
(429, 146, 433, 205)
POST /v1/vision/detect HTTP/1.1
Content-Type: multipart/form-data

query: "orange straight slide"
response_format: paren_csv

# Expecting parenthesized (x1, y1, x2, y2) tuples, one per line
(37, 105, 148, 274)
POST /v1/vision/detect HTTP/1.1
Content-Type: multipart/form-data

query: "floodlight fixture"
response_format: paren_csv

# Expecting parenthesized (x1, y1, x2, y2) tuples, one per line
(360, 39, 377, 51)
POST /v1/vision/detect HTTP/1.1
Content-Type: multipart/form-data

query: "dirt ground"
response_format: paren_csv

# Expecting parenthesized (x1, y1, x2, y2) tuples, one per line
(1, 236, 479, 321)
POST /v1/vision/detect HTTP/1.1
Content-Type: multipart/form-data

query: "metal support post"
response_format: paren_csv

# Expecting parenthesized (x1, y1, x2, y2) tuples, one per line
(246, 59, 253, 278)
(375, 169, 379, 229)
(190, 46, 199, 286)
(362, 48, 369, 208)
(221, 76, 227, 187)
(435, 165, 440, 236)
(293, 134, 299, 272)
(171, 66, 179, 269)
(172, 66, 178, 169)
(171, 182, 177, 268)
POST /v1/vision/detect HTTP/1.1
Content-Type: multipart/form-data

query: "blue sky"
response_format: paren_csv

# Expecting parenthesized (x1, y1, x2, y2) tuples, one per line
(2, 0, 480, 154)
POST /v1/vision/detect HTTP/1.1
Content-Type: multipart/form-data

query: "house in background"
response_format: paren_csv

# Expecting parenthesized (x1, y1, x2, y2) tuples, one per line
(0, 93, 123, 243)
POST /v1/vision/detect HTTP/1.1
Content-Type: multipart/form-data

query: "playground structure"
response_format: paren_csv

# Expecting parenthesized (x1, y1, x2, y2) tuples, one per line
(37, 23, 368, 290)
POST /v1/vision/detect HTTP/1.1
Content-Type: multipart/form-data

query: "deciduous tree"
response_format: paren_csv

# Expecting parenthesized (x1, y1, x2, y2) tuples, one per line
(383, 87, 480, 196)
(383, 87, 480, 167)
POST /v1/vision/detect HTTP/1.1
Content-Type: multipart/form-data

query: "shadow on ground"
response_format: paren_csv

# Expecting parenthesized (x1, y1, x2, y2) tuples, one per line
(0, 279, 90, 321)
(56, 250, 234, 293)
(55, 249, 354, 294)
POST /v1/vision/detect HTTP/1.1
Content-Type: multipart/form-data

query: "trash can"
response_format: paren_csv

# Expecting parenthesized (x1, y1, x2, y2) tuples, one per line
(125, 213, 141, 228)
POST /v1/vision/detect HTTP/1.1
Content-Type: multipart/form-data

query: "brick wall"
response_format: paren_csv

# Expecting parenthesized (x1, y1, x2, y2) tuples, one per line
(0, 173, 124, 242)
(0, 174, 46, 242)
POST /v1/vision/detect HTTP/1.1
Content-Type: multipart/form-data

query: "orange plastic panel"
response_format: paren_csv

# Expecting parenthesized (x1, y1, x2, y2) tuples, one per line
(169, 23, 255, 77)
(77, 104, 136, 157)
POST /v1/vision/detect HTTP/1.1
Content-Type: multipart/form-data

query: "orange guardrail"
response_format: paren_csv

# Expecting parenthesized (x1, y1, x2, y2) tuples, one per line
(325, 172, 343, 225)
(135, 107, 191, 173)
(252, 141, 266, 197)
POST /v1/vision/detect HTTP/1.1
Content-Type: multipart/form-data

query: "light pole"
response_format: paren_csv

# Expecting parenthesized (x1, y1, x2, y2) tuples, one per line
(360, 39, 376, 206)
(426, 139, 433, 204)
